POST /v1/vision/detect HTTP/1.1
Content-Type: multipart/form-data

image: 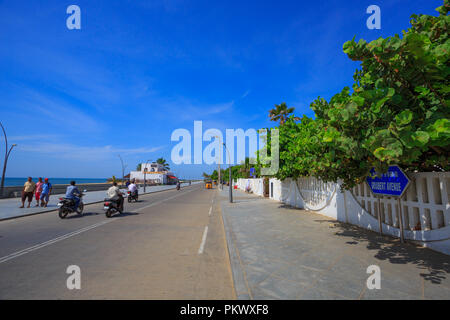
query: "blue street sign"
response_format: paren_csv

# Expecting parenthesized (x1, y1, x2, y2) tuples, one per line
(366, 165, 410, 197)
(250, 168, 255, 178)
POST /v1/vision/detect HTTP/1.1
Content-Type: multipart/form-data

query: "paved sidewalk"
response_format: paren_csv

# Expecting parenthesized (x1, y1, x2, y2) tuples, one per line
(220, 187, 450, 300)
(0, 183, 191, 221)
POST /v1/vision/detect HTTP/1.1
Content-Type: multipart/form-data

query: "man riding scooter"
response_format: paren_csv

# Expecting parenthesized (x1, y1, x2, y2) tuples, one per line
(127, 179, 138, 202)
(107, 182, 124, 212)
(65, 181, 81, 211)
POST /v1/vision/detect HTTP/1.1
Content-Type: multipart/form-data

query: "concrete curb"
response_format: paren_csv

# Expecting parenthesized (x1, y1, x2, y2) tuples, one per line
(0, 185, 190, 222)
(220, 200, 253, 300)
(216, 191, 238, 300)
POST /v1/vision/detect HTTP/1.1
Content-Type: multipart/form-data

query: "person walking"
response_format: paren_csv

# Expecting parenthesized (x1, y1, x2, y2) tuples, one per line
(35, 177, 43, 207)
(20, 177, 35, 208)
(40, 178, 52, 207)
(245, 179, 251, 193)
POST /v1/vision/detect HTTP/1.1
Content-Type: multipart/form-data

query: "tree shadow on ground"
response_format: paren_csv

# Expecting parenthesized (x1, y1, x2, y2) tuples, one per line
(318, 219, 449, 285)
(278, 204, 304, 211)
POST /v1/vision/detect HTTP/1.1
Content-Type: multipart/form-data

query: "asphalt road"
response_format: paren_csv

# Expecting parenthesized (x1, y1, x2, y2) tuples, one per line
(0, 184, 235, 299)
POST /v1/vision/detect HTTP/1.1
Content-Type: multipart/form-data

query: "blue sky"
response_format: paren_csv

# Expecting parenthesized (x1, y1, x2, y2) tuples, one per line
(0, 0, 443, 179)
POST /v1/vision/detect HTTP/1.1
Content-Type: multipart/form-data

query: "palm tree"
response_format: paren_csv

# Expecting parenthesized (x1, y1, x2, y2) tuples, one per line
(202, 172, 211, 179)
(269, 102, 299, 125)
(136, 163, 142, 171)
(156, 157, 170, 170)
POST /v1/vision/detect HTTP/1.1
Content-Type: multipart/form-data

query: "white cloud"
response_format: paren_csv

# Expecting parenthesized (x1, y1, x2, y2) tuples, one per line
(7, 87, 104, 133)
(144, 96, 235, 124)
(18, 143, 165, 161)
(241, 90, 250, 99)
(7, 134, 61, 142)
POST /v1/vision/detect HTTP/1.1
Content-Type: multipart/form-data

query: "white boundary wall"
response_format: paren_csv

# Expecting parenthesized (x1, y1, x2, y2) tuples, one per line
(237, 173, 450, 255)
(236, 178, 264, 196)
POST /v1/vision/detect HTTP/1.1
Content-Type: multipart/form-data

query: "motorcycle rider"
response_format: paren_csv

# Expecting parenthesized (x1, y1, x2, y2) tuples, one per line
(128, 179, 138, 198)
(107, 182, 124, 212)
(176, 180, 181, 190)
(65, 181, 81, 211)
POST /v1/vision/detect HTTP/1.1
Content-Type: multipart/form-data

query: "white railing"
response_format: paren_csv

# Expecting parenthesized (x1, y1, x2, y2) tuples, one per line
(351, 172, 450, 231)
(296, 177, 336, 211)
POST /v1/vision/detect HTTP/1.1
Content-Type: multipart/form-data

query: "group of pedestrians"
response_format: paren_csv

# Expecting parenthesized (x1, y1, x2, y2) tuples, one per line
(18, 177, 177, 211)
(20, 177, 53, 208)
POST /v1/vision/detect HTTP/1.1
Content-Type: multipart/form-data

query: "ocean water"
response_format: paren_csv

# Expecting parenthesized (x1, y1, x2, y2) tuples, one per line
(2, 178, 107, 187)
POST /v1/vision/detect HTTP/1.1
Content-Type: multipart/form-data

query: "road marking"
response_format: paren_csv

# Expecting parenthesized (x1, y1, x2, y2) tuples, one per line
(209, 206, 212, 216)
(0, 220, 112, 264)
(0, 187, 199, 264)
(198, 226, 208, 254)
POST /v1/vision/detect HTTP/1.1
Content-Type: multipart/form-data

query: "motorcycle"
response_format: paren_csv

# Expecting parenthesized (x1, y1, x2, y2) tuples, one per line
(127, 190, 138, 203)
(104, 194, 124, 218)
(57, 191, 86, 219)
(176, 183, 181, 190)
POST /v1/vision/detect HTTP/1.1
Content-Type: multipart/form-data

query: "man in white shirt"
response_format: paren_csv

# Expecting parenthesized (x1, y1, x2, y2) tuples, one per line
(107, 182, 124, 211)
(128, 180, 138, 197)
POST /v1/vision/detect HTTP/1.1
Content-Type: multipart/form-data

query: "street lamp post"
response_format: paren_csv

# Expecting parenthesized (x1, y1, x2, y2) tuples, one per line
(214, 136, 222, 190)
(218, 158, 221, 190)
(118, 155, 127, 187)
(143, 159, 152, 193)
(0, 122, 17, 197)
(223, 143, 233, 203)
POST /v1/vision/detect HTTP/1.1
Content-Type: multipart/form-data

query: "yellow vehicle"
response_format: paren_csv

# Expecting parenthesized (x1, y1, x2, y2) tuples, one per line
(205, 180, 213, 189)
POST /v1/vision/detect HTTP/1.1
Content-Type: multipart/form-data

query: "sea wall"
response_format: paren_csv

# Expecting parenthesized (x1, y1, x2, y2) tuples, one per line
(0, 183, 114, 199)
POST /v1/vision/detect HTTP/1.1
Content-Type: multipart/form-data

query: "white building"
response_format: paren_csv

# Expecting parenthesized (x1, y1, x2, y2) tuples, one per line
(129, 162, 177, 185)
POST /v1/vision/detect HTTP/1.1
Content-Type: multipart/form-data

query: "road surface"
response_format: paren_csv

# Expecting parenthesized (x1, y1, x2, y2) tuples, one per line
(0, 184, 235, 299)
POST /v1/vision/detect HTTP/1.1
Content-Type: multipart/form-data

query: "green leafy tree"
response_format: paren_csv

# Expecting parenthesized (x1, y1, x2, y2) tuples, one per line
(210, 170, 218, 181)
(275, 116, 328, 181)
